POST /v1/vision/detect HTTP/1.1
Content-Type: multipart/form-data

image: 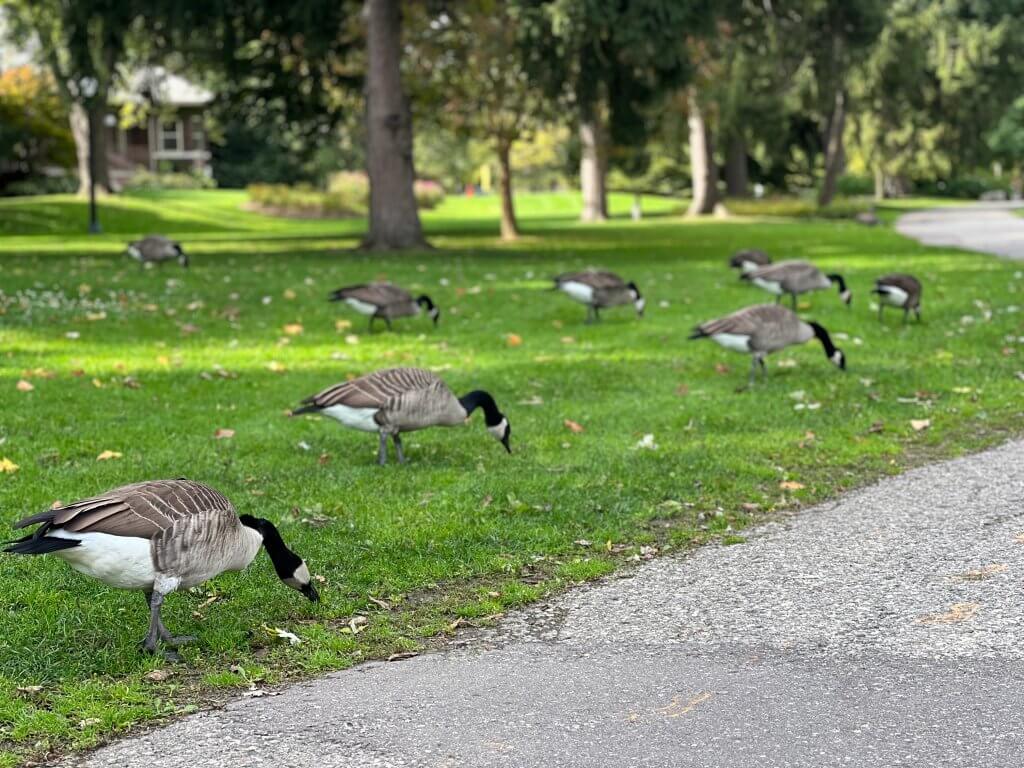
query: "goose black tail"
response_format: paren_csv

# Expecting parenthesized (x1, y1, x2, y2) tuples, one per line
(688, 328, 709, 340)
(4, 534, 79, 555)
(290, 404, 320, 416)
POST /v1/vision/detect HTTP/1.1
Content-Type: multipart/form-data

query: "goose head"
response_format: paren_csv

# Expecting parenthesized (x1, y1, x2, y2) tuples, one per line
(240, 515, 319, 601)
(627, 282, 645, 317)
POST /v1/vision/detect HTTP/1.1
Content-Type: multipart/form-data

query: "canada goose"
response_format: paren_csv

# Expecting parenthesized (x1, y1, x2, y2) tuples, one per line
(872, 273, 921, 323)
(742, 260, 851, 308)
(4, 479, 318, 660)
(292, 367, 511, 465)
(689, 304, 846, 386)
(729, 249, 772, 274)
(552, 270, 644, 323)
(329, 283, 439, 332)
(855, 211, 881, 226)
(126, 235, 188, 268)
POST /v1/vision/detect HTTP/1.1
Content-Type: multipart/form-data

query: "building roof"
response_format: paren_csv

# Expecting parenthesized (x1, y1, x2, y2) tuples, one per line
(110, 67, 213, 108)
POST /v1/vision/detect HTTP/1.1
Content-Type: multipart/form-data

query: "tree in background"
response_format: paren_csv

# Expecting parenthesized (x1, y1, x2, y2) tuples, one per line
(411, 1, 554, 240)
(0, 65, 75, 191)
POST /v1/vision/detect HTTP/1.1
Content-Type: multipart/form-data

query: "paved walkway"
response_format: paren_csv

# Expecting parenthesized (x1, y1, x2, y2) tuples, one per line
(70, 440, 1024, 768)
(895, 200, 1024, 258)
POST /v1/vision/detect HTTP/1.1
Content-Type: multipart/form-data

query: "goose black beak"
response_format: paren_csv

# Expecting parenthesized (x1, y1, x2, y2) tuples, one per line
(301, 583, 320, 602)
(501, 433, 512, 454)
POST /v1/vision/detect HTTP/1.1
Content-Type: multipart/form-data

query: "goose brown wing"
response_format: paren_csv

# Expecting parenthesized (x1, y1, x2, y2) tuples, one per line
(333, 283, 412, 306)
(13, 479, 234, 539)
(876, 273, 921, 297)
(697, 304, 793, 337)
(302, 367, 443, 410)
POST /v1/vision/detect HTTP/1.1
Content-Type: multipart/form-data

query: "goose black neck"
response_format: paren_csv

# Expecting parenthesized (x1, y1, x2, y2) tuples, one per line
(240, 515, 302, 581)
(626, 281, 642, 298)
(808, 322, 837, 358)
(827, 273, 847, 293)
(459, 390, 503, 427)
(416, 294, 436, 311)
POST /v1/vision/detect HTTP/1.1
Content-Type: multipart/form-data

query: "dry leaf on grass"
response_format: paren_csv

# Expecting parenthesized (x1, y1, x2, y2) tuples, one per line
(269, 627, 302, 645)
(283, 323, 303, 336)
(283, 288, 297, 300)
(144, 669, 171, 683)
(1015, 532, 1024, 544)
(16, 685, 43, 696)
(0, 458, 20, 474)
(714, 363, 731, 375)
(867, 421, 885, 434)
(367, 595, 391, 611)
(16, 380, 33, 392)
(335, 319, 352, 331)
(910, 419, 931, 432)
(387, 651, 418, 662)
(633, 434, 658, 451)
(214, 428, 235, 440)
(96, 450, 122, 461)
(267, 361, 287, 373)
(563, 419, 585, 433)
(779, 480, 805, 491)
(916, 602, 979, 624)
(506, 333, 523, 347)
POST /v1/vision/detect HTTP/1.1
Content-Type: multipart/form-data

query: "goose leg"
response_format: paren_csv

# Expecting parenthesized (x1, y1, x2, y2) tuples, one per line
(915, 307, 921, 323)
(903, 307, 909, 325)
(385, 316, 393, 332)
(790, 293, 797, 310)
(584, 305, 595, 324)
(393, 434, 406, 464)
(774, 294, 781, 305)
(758, 356, 767, 378)
(142, 591, 196, 647)
(377, 431, 389, 465)
(368, 315, 376, 333)
(141, 590, 181, 662)
(748, 356, 758, 387)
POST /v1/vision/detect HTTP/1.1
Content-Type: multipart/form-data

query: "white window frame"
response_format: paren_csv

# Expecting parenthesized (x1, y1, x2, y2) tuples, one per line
(159, 119, 183, 152)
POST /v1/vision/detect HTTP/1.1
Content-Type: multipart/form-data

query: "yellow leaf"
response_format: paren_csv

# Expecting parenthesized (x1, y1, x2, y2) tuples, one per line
(563, 419, 585, 433)
(283, 288, 297, 300)
(283, 323, 303, 336)
(85, 311, 106, 321)
(506, 333, 523, 347)
(779, 480, 805, 491)
(267, 361, 287, 373)
(156, 355, 170, 366)
(16, 380, 34, 392)
(335, 319, 352, 331)
(214, 428, 235, 440)
(916, 602, 978, 624)
(96, 450, 122, 461)
(910, 419, 931, 432)
(0, 457, 19, 473)
(91, 378, 104, 388)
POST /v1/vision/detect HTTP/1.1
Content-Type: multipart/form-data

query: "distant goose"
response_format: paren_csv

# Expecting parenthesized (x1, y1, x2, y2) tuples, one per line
(552, 270, 644, 323)
(689, 304, 846, 385)
(872, 274, 921, 323)
(329, 283, 439, 331)
(742, 260, 851, 308)
(126, 235, 188, 268)
(4, 479, 318, 660)
(729, 249, 772, 274)
(292, 367, 510, 465)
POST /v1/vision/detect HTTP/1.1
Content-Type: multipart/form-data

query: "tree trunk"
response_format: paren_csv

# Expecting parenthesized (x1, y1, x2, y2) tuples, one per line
(579, 101, 608, 222)
(818, 88, 846, 207)
(71, 102, 112, 195)
(873, 166, 885, 201)
(687, 88, 718, 216)
(497, 140, 519, 241)
(361, 0, 426, 250)
(724, 134, 748, 198)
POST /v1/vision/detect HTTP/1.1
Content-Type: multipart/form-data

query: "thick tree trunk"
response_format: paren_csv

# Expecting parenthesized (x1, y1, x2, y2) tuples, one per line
(71, 102, 112, 195)
(687, 88, 718, 216)
(818, 88, 847, 207)
(724, 134, 749, 198)
(579, 101, 608, 222)
(497, 140, 519, 241)
(362, 0, 426, 250)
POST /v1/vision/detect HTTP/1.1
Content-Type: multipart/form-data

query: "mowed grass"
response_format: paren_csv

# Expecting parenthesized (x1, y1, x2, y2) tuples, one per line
(1, 189, 1022, 764)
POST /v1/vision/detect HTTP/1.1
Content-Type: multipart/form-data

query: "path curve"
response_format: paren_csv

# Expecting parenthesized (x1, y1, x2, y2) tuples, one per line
(68, 440, 1024, 768)
(896, 200, 1024, 258)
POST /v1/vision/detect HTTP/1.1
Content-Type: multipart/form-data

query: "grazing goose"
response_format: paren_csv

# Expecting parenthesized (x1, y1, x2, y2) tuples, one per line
(742, 260, 851, 308)
(126, 235, 188, 268)
(729, 249, 772, 274)
(4, 479, 318, 660)
(689, 304, 846, 386)
(552, 270, 644, 323)
(872, 273, 922, 323)
(329, 283, 439, 331)
(292, 367, 511, 465)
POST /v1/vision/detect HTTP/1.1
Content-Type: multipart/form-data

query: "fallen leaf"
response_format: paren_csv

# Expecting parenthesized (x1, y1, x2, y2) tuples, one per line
(633, 433, 658, 450)
(340, 615, 368, 635)
(65, 331, 80, 340)
(517, 395, 544, 406)
(283, 288, 297, 300)
(916, 602, 979, 624)
(910, 419, 931, 432)
(779, 480, 805, 491)
(96, 450, 122, 461)
(956, 564, 1007, 581)
(867, 421, 885, 434)
(563, 419, 585, 433)
(179, 323, 201, 335)
(387, 651, 419, 662)
(714, 362, 730, 375)
(283, 323, 304, 336)
(741, 502, 760, 512)
(367, 595, 391, 611)
(144, 669, 171, 683)
(675, 384, 689, 397)
(335, 319, 352, 331)
(344, 334, 360, 345)
(560, 336, 576, 344)
(214, 428, 235, 440)
(16, 685, 43, 696)
(506, 333, 523, 347)
(2, 457, 23, 473)
(70, 369, 85, 377)
(1015, 532, 1024, 544)
(270, 627, 302, 645)
(16, 380, 33, 392)
(267, 361, 287, 373)
(317, 452, 331, 466)
(573, 539, 593, 548)
(78, 719, 101, 729)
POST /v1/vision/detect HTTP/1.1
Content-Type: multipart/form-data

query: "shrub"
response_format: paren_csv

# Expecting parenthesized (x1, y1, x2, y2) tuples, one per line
(123, 169, 216, 191)
(727, 196, 872, 219)
(4, 175, 78, 196)
(414, 179, 445, 209)
(912, 175, 1011, 200)
(247, 173, 442, 218)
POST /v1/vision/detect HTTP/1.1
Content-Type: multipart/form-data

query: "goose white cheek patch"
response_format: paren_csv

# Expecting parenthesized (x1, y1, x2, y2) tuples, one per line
(285, 562, 311, 588)
(487, 418, 508, 440)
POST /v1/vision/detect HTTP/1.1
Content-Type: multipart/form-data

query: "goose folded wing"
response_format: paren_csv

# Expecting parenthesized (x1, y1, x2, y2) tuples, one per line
(334, 284, 411, 305)
(14, 479, 234, 539)
(554, 271, 625, 289)
(304, 367, 442, 410)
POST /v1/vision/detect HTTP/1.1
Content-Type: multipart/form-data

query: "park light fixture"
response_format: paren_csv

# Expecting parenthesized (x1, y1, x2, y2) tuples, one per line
(77, 77, 102, 234)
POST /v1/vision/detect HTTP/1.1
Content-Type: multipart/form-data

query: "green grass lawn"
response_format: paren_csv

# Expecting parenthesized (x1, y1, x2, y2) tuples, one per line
(0, 189, 1021, 765)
